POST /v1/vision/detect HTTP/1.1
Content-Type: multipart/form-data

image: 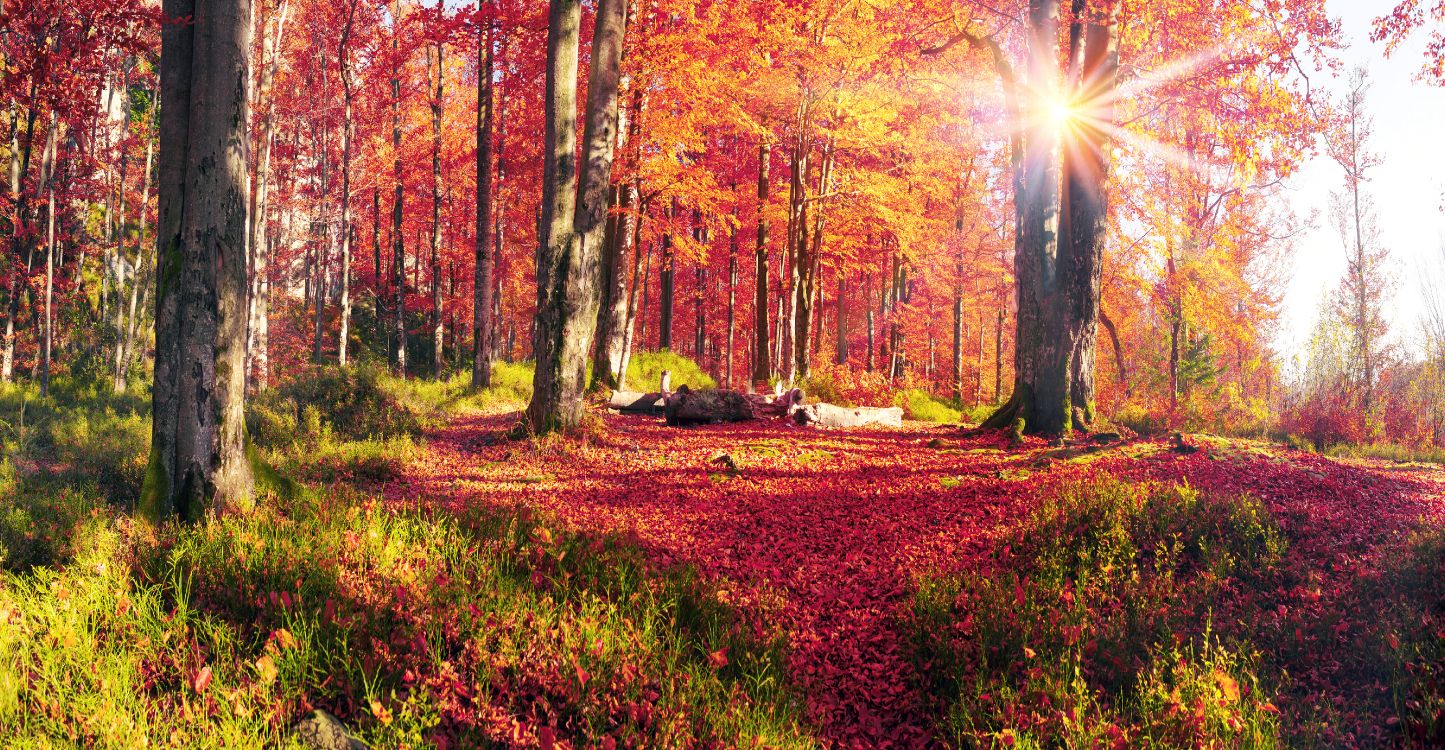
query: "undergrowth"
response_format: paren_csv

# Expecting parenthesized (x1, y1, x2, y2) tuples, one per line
(0, 366, 814, 748)
(906, 479, 1288, 747)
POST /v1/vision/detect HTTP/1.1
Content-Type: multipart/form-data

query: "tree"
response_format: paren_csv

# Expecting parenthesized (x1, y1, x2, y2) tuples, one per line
(142, 0, 255, 521)
(527, 0, 627, 432)
(472, 0, 495, 389)
(931, 0, 1120, 436)
(1375, 1, 1445, 83)
(1326, 67, 1390, 415)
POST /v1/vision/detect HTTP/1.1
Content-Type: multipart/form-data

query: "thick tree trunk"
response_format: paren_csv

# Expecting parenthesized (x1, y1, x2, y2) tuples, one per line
(143, 0, 255, 522)
(594, 177, 635, 389)
(983, 0, 1115, 436)
(473, 6, 496, 388)
(527, 0, 625, 432)
(751, 139, 771, 388)
(590, 59, 637, 393)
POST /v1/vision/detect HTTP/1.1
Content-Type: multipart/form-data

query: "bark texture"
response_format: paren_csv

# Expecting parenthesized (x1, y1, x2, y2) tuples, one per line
(142, 0, 255, 522)
(527, 0, 626, 432)
(980, 0, 1118, 436)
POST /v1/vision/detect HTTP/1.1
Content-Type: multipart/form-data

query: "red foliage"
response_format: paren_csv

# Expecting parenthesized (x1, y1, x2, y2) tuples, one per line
(383, 412, 1445, 746)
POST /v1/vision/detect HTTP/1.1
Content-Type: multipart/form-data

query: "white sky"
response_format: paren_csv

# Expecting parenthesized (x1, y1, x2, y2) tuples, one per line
(1278, 0, 1445, 362)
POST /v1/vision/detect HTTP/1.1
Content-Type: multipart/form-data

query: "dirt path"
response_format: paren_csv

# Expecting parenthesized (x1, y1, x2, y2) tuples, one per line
(389, 411, 1445, 748)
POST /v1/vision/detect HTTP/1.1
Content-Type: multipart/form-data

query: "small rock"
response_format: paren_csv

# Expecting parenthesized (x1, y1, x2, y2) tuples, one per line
(294, 710, 368, 750)
(1089, 431, 1122, 444)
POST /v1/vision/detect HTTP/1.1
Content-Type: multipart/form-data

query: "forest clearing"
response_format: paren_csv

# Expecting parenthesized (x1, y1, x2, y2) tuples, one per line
(5, 0, 1445, 746)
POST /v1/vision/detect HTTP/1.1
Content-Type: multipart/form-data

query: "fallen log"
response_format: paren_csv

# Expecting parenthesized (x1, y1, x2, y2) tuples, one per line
(664, 385, 756, 426)
(794, 402, 904, 429)
(608, 390, 666, 414)
(745, 387, 805, 418)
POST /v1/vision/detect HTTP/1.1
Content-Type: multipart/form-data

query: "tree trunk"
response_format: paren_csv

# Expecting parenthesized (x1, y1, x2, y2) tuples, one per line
(337, 0, 357, 366)
(430, 31, 445, 378)
(593, 177, 636, 390)
(40, 182, 55, 396)
(834, 270, 847, 365)
(473, 5, 496, 388)
(751, 139, 771, 389)
(2, 102, 37, 383)
(527, 0, 626, 432)
(246, 0, 287, 389)
(658, 201, 674, 350)
(143, 0, 255, 522)
(725, 196, 738, 388)
(983, 0, 1116, 436)
(109, 71, 134, 391)
(692, 214, 706, 360)
(865, 271, 874, 372)
(590, 56, 638, 393)
(117, 120, 157, 391)
(391, 0, 407, 374)
(621, 233, 651, 385)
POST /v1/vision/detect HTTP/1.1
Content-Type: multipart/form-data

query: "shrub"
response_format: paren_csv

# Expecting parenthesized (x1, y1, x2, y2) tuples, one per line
(895, 389, 961, 423)
(625, 351, 714, 392)
(907, 479, 1286, 747)
(1112, 402, 1169, 436)
(272, 364, 429, 442)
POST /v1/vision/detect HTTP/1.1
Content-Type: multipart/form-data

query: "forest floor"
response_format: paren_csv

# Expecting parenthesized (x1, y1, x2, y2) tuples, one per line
(387, 408, 1445, 747)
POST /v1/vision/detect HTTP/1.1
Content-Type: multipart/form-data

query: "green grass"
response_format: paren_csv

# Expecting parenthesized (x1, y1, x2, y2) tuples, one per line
(1319, 441, 1445, 465)
(895, 389, 962, 423)
(0, 367, 815, 748)
(624, 351, 715, 392)
(905, 479, 1287, 748)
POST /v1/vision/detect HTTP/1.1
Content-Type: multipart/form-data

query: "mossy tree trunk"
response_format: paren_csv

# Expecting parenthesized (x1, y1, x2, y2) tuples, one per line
(143, 0, 255, 522)
(527, 0, 627, 432)
(980, 0, 1117, 437)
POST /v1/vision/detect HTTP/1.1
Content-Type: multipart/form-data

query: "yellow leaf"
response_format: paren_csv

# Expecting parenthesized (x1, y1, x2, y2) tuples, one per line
(255, 654, 278, 686)
(1213, 670, 1239, 703)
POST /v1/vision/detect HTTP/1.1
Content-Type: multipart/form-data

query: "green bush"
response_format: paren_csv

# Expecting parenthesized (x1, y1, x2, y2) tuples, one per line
(625, 351, 715, 392)
(0, 378, 151, 506)
(468, 360, 534, 408)
(1112, 402, 1168, 436)
(907, 479, 1286, 747)
(1322, 441, 1445, 465)
(0, 470, 813, 748)
(895, 389, 961, 423)
(271, 364, 429, 442)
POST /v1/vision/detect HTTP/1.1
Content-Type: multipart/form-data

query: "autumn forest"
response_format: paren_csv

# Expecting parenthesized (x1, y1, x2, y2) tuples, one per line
(3, 0, 1445, 746)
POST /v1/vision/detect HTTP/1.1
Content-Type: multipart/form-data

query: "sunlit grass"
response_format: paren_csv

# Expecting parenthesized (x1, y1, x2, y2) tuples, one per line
(906, 479, 1286, 747)
(0, 366, 817, 747)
